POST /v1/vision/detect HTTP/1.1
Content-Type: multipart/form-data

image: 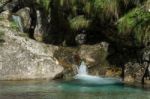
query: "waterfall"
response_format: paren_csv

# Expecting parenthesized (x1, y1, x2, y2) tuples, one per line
(77, 61, 88, 75)
(12, 15, 24, 32)
(74, 61, 122, 85)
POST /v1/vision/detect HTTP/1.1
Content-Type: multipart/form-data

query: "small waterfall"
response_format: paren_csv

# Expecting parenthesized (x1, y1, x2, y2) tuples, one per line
(74, 61, 122, 85)
(77, 61, 88, 75)
(12, 15, 24, 32)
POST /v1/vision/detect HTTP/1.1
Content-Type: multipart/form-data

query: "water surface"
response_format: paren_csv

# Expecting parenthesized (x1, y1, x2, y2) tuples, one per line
(0, 80, 149, 99)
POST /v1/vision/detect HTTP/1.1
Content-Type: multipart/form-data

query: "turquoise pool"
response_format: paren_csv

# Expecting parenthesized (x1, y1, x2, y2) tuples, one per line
(0, 80, 149, 99)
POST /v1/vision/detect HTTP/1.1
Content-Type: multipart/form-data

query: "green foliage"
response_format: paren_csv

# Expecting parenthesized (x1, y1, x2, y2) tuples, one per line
(117, 5, 150, 46)
(10, 20, 19, 30)
(93, 0, 120, 20)
(0, 16, 3, 20)
(36, 0, 51, 12)
(0, 31, 4, 38)
(36, 0, 149, 46)
(122, 0, 141, 6)
(69, 16, 90, 30)
(0, 30, 5, 44)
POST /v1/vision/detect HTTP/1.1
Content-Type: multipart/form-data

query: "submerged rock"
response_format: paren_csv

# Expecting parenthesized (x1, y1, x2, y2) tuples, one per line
(0, 27, 63, 80)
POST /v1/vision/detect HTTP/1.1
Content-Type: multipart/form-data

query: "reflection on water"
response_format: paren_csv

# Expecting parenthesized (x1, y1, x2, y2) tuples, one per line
(0, 80, 149, 99)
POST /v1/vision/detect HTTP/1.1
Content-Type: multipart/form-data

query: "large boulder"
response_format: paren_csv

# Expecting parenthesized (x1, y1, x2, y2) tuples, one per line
(0, 26, 63, 80)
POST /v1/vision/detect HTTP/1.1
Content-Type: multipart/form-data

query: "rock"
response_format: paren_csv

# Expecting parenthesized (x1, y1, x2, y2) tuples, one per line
(124, 62, 147, 83)
(142, 46, 150, 82)
(0, 0, 10, 7)
(0, 10, 11, 27)
(0, 10, 11, 19)
(2, 0, 19, 11)
(75, 33, 87, 45)
(54, 42, 122, 79)
(124, 46, 150, 84)
(16, 7, 31, 32)
(34, 10, 45, 42)
(79, 42, 109, 67)
(79, 42, 122, 76)
(0, 27, 63, 80)
(1, 0, 33, 12)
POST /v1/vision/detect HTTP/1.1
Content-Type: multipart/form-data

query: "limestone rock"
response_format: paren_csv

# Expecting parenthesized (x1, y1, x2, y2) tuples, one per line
(0, 27, 63, 80)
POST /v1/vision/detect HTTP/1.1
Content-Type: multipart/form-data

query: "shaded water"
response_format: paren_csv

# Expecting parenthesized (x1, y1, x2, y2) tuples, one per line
(0, 80, 149, 99)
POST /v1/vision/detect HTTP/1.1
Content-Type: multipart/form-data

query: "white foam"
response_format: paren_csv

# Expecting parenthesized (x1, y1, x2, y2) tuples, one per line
(74, 61, 122, 85)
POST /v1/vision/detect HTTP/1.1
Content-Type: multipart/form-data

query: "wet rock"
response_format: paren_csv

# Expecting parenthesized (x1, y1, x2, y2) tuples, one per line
(0, 26, 63, 80)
